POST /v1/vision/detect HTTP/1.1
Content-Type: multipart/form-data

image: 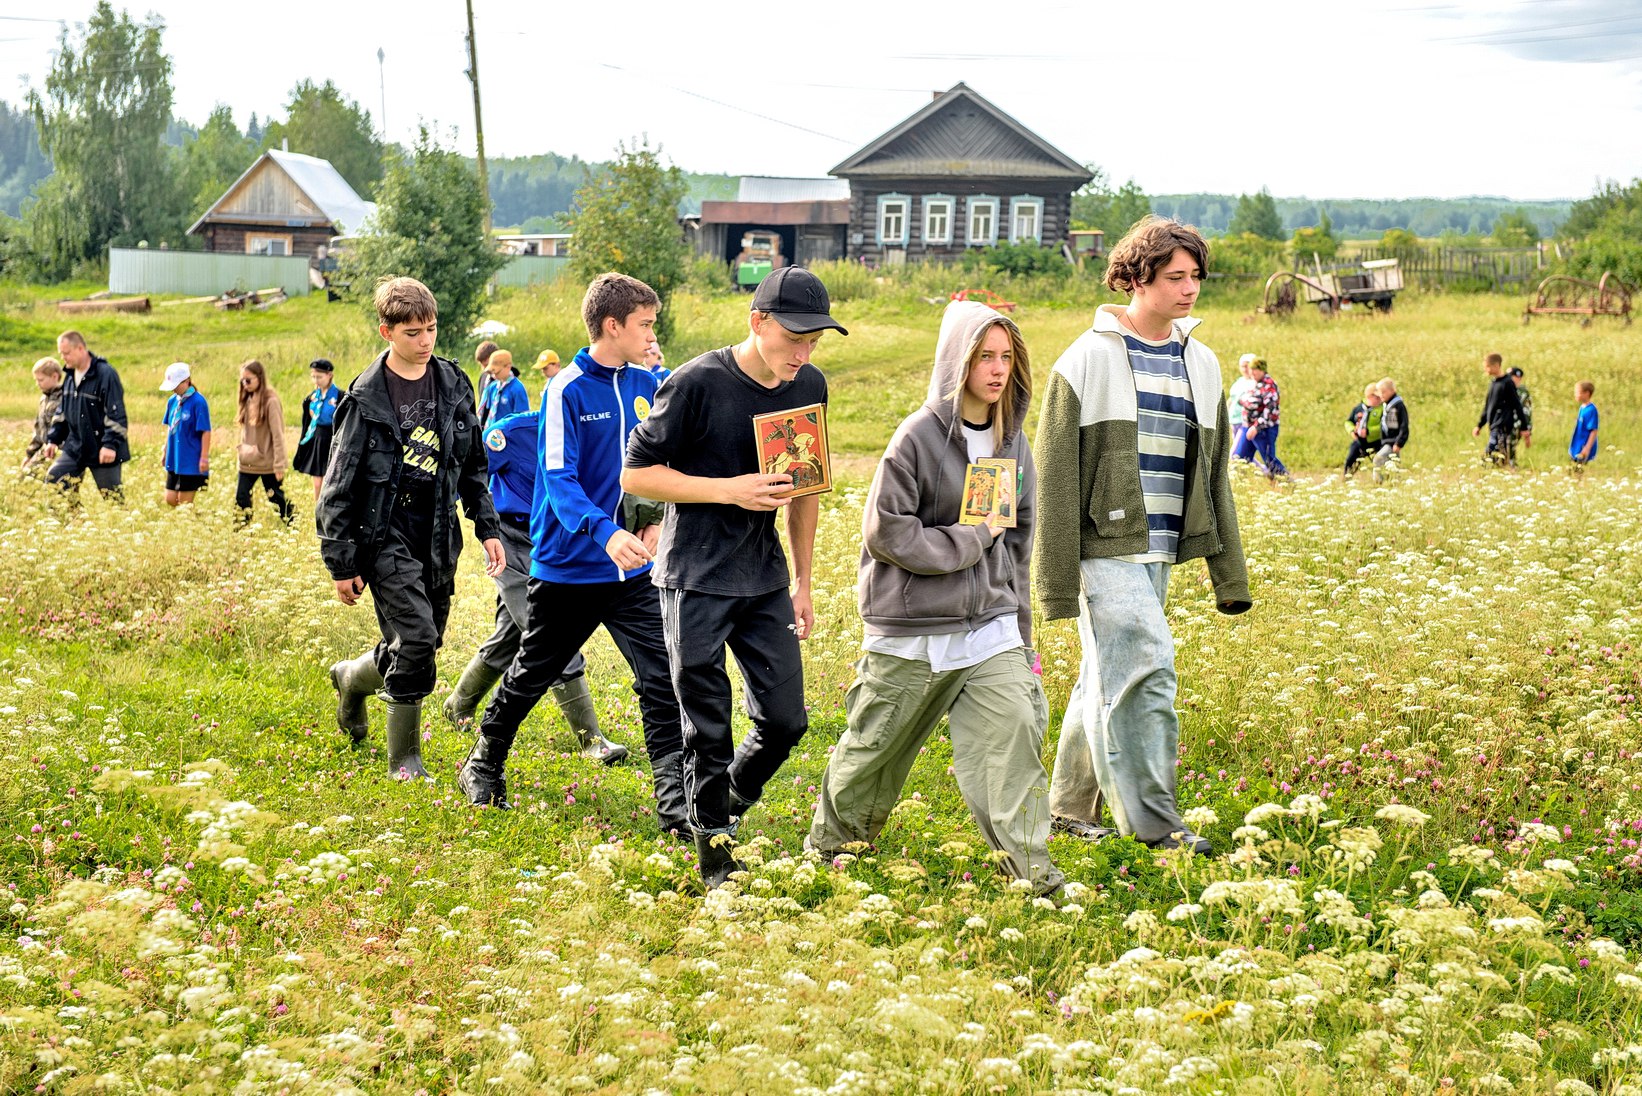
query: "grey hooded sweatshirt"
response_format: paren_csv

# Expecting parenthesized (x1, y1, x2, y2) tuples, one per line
(858, 301, 1035, 645)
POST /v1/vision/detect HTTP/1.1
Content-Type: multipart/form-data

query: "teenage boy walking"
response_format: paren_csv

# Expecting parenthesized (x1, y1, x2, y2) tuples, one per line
(457, 274, 685, 831)
(623, 267, 845, 887)
(1036, 216, 1251, 856)
(43, 331, 129, 501)
(1475, 353, 1528, 465)
(319, 277, 505, 779)
(442, 402, 633, 767)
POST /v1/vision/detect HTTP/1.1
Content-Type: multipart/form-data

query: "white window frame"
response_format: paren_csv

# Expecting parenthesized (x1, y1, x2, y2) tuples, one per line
(1010, 196, 1044, 243)
(246, 233, 292, 256)
(923, 194, 954, 245)
(876, 193, 910, 247)
(966, 196, 999, 246)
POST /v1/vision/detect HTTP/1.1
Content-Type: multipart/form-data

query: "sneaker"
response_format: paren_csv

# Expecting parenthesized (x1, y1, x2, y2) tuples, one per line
(1051, 815, 1116, 841)
(1144, 830, 1212, 856)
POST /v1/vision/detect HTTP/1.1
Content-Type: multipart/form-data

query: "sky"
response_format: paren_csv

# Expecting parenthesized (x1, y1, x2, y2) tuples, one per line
(2, 0, 1640, 201)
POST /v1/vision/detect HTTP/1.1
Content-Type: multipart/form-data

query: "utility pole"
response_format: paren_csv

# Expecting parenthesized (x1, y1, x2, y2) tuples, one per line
(377, 48, 387, 141)
(464, 0, 492, 234)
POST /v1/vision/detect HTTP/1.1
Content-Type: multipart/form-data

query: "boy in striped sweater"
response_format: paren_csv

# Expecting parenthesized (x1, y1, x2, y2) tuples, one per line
(1035, 217, 1251, 856)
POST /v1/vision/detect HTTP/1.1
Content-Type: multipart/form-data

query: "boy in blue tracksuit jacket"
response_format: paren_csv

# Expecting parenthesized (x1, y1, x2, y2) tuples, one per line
(459, 274, 685, 824)
(441, 408, 634, 770)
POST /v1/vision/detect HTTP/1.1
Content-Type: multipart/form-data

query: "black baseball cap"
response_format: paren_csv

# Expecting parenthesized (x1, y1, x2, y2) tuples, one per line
(1509, 367, 1524, 377)
(751, 267, 848, 336)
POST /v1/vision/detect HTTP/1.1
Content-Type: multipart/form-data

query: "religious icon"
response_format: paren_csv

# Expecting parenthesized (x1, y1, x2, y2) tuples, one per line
(751, 402, 833, 498)
(958, 457, 1017, 528)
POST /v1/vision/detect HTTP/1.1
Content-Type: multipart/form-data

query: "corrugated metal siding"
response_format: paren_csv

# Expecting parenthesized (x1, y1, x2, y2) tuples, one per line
(108, 249, 313, 297)
(491, 255, 570, 288)
(738, 177, 850, 203)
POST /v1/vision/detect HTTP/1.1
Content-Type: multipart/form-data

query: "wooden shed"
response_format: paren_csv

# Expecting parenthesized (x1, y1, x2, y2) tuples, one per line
(188, 149, 376, 264)
(831, 83, 1091, 266)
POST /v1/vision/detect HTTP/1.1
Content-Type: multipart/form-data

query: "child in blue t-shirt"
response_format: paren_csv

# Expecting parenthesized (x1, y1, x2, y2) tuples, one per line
(1570, 380, 1600, 467)
(293, 358, 343, 501)
(160, 361, 211, 507)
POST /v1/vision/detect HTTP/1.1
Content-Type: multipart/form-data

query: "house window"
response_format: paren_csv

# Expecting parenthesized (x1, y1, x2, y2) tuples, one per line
(966, 197, 998, 246)
(877, 194, 910, 246)
(923, 195, 953, 245)
(1010, 197, 1044, 243)
(246, 233, 291, 256)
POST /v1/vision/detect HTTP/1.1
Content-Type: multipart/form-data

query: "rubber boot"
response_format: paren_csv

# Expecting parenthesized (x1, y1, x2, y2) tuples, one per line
(694, 827, 745, 890)
(457, 732, 512, 809)
(649, 752, 690, 836)
(550, 675, 629, 765)
(442, 657, 503, 727)
(385, 700, 430, 780)
(330, 653, 383, 743)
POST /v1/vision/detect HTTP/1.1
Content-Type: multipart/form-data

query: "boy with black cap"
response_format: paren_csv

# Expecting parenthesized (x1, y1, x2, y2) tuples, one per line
(623, 266, 845, 887)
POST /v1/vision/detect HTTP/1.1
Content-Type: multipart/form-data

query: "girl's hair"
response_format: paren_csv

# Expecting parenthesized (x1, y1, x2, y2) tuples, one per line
(1363, 383, 1380, 400)
(33, 356, 62, 378)
(949, 316, 1031, 448)
(237, 359, 271, 425)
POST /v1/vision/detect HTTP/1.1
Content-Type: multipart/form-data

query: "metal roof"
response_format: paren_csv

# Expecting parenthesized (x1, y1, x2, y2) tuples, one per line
(736, 176, 850, 203)
(188, 149, 378, 236)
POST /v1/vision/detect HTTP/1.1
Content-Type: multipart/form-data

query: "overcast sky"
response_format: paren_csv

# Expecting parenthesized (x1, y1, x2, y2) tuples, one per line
(3, 0, 1640, 201)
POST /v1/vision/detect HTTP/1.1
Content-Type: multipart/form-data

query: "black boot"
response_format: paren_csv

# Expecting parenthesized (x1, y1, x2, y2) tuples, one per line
(694, 827, 745, 890)
(384, 700, 430, 780)
(650, 752, 689, 836)
(550, 675, 629, 765)
(442, 657, 502, 727)
(728, 783, 756, 829)
(330, 653, 383, 744)
(457, 732, 512, 808)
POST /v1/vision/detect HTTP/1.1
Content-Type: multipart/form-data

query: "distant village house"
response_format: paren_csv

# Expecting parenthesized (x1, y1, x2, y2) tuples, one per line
(187, 149, 376, 265)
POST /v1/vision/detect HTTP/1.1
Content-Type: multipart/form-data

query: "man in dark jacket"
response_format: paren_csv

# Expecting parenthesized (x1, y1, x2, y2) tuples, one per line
(1474, 353, 1528, 465)
(317, 277, 504, 779)
(44, 331, 128, 500)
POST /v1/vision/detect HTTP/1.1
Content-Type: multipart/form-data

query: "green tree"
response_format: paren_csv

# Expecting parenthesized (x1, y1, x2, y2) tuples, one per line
(179, 105, 254, 216)
(339, 127, 504, 353)
(1071, 168, 1151, 241)
(25, 1, 187, 279)
(262, 80, 384, 197)
(1490, 208, 1541, 247)
(567, 139, 689, 343)
(1380, 227, 1419, 252)
(1228, 188, 1284, 240)
(1291, 211, 1338, 261)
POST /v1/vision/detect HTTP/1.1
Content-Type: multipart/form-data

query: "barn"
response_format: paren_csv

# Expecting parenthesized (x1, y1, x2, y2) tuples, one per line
(187, 149, 376, 264)
(830, 83, 1092, 266)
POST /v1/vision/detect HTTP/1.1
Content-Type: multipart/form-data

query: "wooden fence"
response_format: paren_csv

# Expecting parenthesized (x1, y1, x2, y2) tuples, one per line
(1341, 245, 1546, 288)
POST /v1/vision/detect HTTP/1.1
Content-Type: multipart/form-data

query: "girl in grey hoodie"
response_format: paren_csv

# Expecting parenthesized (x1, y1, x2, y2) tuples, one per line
(807, 301, 1062, 895)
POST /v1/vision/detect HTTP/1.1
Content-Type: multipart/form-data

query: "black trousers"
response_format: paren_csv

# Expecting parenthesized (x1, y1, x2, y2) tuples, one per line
(659, 586, 807, 832)
(236, 471, 293, 522)
(477, 577, 682, 760)
(1343, 437, 1381, 474)
(365, 507, 453, 703)
(46, 453, 123, 501)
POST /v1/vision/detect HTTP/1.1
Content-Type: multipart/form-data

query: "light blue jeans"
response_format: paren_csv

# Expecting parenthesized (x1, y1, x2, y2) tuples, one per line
(1048, 558, 1188, 844)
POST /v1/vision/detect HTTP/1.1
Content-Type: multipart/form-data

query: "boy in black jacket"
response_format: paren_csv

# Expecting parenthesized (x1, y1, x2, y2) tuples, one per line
(317, 277, 504, 779)
(1474, 353, 1529, 466)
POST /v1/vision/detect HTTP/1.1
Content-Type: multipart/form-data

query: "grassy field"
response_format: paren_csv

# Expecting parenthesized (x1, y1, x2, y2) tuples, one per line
(2, 277, 1642, 1093)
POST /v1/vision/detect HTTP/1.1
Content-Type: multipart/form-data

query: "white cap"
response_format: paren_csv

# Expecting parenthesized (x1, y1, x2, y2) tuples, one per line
(160, 362, 192, 390)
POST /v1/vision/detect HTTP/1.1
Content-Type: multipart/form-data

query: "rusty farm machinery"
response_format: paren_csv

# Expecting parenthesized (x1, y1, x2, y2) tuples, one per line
(1522, 271, 1633, 326)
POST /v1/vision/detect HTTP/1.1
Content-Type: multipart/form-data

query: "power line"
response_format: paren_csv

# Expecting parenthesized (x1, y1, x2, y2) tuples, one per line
(595, 63, 852, 143)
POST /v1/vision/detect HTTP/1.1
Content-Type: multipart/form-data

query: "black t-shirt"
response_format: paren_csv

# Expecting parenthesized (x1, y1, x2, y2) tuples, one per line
(625, 347, 828, 596)
(385, 366, 440, 488)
